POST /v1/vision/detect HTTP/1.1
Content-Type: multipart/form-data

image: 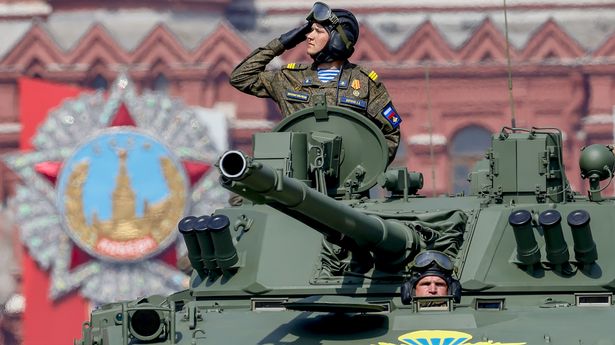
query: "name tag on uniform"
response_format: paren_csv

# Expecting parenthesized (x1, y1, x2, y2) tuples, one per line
(339, 96, 367, 110)
(285, 90, 310, 102)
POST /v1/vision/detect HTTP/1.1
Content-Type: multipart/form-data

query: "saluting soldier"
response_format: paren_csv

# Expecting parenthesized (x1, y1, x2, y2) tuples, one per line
(230, 1, 402, 164)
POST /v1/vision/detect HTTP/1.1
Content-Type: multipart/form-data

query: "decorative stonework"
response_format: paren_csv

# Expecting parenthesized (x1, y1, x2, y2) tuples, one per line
(1, 5, 615, 196)
(4, 14, 615, 76)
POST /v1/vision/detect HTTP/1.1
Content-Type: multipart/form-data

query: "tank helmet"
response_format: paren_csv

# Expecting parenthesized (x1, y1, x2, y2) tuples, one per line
(306, 2, 359, 63)
(401, 250, 462, 304)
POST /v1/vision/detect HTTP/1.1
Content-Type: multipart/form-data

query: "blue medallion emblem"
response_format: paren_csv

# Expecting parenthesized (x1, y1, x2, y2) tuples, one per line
(57, 130, 187, 261)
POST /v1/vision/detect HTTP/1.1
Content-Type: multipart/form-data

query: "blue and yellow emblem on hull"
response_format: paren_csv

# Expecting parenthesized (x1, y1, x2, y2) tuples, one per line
(372, 330, 526, 345)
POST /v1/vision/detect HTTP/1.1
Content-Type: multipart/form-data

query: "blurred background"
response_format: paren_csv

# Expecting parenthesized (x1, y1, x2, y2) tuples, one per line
(2, 0, 615, 344)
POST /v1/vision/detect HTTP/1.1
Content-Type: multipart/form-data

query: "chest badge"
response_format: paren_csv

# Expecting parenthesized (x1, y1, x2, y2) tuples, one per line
(351, 79, 361, 96)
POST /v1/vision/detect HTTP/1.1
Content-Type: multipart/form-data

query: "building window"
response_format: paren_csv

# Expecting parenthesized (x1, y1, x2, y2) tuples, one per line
(153, 74, 169, 92)
(90, 74, 108, 90)
(450, 125, 492, 195)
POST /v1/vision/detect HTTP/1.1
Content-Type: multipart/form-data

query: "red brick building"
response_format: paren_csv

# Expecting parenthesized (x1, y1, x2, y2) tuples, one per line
(2, 0, 615, 198)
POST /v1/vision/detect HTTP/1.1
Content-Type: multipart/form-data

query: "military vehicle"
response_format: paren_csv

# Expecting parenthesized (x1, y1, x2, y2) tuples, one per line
(76, 102, 615, 345)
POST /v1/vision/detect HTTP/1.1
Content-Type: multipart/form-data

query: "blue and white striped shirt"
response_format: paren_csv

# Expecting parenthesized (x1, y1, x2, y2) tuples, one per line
(317, 68, 341, 83)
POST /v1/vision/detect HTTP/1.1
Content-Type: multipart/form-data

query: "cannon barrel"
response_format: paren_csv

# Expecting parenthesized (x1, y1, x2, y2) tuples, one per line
(218, 150, 418, 267)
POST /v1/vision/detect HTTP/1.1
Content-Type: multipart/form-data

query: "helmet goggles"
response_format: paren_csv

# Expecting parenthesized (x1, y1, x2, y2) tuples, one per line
(306, 2, 353, 49)
(412, 250, 454, 273)
(306, 2, 338, 26)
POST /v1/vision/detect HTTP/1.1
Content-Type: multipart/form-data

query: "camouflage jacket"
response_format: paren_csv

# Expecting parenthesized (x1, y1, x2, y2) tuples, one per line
(230, 38, 401, 163)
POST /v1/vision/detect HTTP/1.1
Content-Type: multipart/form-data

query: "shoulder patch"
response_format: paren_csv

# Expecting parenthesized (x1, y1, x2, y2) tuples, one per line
(283, 63, 308, 70)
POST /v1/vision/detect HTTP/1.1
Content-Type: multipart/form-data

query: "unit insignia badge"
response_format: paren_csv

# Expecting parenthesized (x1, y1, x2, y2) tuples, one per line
(3, 74, 228, 304)
(371, 330, 526, 345)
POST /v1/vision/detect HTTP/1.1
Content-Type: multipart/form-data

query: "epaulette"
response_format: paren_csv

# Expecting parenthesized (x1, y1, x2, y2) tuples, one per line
(282, 63, 309, 70)
(358, 66, 381, 84)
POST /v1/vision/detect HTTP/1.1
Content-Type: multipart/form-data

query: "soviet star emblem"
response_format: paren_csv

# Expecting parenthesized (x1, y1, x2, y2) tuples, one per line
(3, 74, 228, 304)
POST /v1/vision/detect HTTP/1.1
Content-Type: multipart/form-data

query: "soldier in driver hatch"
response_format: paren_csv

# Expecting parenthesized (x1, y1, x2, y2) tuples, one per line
(230, 1, 401, 164)
(401, 250, 462, 304)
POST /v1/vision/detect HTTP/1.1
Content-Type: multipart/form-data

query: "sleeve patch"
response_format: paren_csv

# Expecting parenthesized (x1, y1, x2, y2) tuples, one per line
(381, 102, 402, 128)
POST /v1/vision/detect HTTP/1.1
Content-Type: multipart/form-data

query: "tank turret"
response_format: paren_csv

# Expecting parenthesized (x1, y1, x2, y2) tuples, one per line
(218, 149, 417, 268)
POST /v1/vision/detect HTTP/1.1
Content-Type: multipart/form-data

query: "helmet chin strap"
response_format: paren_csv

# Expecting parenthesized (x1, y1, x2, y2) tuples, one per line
(312, 50, 335, 64)
(335, 25, 353, 49)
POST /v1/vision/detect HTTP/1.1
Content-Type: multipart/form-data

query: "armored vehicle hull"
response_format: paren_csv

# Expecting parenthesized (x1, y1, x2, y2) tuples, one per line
(77, 107, 615, 345)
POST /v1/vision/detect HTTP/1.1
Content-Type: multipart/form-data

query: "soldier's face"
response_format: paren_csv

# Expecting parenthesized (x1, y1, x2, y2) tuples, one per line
(415, 276, 448, 297)
(306, 23, 330, 56)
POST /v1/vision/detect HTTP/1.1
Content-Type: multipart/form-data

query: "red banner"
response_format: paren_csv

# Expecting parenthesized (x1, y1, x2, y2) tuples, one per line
(19, 78, 90, 345)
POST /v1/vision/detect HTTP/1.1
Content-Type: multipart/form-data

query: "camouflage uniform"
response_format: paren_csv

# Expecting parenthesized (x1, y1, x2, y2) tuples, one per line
(230, 38, 401, 163)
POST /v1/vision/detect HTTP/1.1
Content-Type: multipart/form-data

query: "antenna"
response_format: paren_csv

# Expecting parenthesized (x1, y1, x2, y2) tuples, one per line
(425, 64, 436, 196)
(503, 0, 517, 129)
